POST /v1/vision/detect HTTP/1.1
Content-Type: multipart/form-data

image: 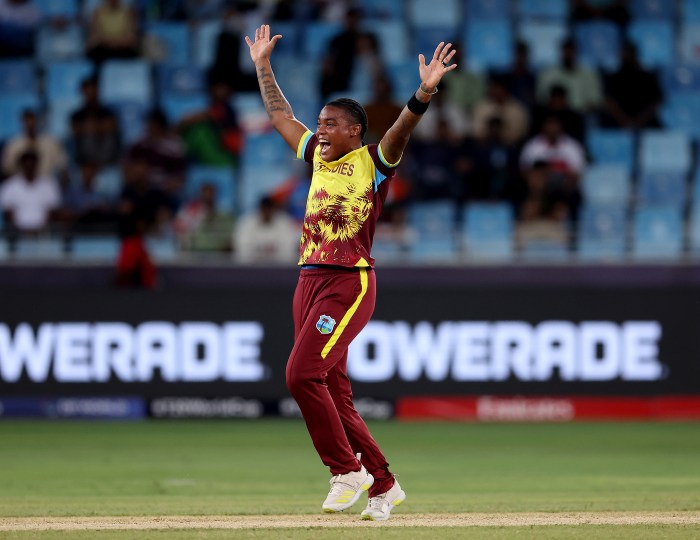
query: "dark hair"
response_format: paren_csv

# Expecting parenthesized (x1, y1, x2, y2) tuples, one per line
(325, 98, 368, 141)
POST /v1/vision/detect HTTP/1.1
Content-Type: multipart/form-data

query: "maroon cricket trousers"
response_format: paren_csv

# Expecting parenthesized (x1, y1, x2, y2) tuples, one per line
(286, 266, 394, 497)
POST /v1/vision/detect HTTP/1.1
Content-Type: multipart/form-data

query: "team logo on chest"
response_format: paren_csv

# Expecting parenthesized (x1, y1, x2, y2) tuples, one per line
(316, 315, 337, 335)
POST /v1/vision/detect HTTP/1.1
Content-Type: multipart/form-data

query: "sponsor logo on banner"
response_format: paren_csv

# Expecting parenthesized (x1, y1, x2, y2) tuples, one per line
(150, 397, 263, 418)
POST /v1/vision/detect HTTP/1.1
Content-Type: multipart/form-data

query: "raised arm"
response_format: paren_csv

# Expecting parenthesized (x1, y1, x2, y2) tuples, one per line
(245, 25, 308, 151)
(379, 42, 457, 164)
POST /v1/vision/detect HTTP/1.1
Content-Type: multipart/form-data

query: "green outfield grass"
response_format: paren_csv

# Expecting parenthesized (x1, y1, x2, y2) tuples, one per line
(0, 420, 698, 538)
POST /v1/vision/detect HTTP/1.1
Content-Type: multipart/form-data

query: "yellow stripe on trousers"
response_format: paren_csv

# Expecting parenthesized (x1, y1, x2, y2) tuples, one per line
(321, 268, 368, 359)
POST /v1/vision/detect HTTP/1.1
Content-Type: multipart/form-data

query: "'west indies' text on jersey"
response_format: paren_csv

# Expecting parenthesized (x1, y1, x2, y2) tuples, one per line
(296, 130, 399, 268)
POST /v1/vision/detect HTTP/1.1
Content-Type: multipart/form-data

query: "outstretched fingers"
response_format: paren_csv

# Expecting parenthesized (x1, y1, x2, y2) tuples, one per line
(432, 41, 445, 62)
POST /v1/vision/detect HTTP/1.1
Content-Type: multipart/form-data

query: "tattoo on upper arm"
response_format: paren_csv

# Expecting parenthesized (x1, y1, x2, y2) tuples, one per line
(256, 66, 293, 117)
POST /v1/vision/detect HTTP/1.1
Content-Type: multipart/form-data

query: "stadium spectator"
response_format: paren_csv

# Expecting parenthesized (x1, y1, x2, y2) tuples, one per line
(601, 42, 663, 130)
(531, 85, 586, 143)
(519, 115, 585, 221)
(87, 0, 140, 64)
(502, 41, 536, 109)
(444, 44, 485, 114)
(536, 38, 603, 113)
(234, 196, 299, 264)
(571, 0, 630, 30)
(127, 109, 186, 207)
(2, 110, 68, 180)
(70, 76, 122, 166)
(467, 116, 520, 202)
(412, 82, 471, 141)
(178, 78, 243, 166)
(269, 162, 313, 222)
(0, 0, 41, 58)
(319, 7, 381, 100)
(174, 183, 234, 252)
(0, 150, 61, 233)
(472, 75, 529, 144)
(363, 74, 403, 144)
(60, 162, 116, 231)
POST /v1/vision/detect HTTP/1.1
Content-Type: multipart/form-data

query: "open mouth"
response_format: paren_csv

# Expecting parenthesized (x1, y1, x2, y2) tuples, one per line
(319, 140, 330, 155)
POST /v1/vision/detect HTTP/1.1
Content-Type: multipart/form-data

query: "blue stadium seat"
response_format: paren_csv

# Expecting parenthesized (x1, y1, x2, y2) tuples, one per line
(662, 64, 700, 92)
(240, 165, 289, 214)
(70, 236, 120, 261)
(35, 0, 78, 18)
(465, 20, 513, 71)
(660, 91, 700, 140)
(241, 133, 292, 170)
(46, 61, 93, 100)
(688, 209, 700, 255)
(683, 0, 700, 21)
(94, 166, 122, 198)
(628, 21, 674, 69)
(577, 206, 627, 261)
(0, 60, 36, 95)
(262, 22, 299, 56)
(574, 22, 621, 71)
(636, 172, 687, 209)
(581, 165, 631, 208)
(631, 206, 683, 260)
(463, 202, 514, 261)
(14, 238, 65, 260)
(630, 0, 675, 19)
(412, 25, 460, 58)
(145, 236, 178, 262)
(160, 95, 207, 125)
(35, 23, 84, 63)
(518, 20, 567, 69)
(639, 131, 692, 174)
(359, 0, 404, 19)
(192, 20, 222, 69)
(387, 61, 421, 99)
(157, 65, 204, 96)
(365, 20, 410, 67)
(407, 201, 458, 262)
(586, 129, 635, 170)
(47, 97, 81, 140)
(680, 24, 700, 64)
(517, 0, 568, 19)
(100, 60, 152, 107)
(144, 22, 190, 66)
(408, 0, 462, 29)
(186, 166, 236, 212)
(0, 94, 40, 141)
(520, 238, 570, 261)
(113, 101, 147, 145)
(467, 0, 511, 19)
(301, 22, 342, 60)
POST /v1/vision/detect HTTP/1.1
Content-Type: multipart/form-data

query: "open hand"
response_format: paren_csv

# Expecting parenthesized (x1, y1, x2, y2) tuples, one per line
(418, 42, 457, 91)
(245, 24, 281, 64)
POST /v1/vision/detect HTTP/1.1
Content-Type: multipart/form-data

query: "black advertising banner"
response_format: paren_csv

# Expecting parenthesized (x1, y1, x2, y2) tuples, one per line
(1, 283, 700, 399)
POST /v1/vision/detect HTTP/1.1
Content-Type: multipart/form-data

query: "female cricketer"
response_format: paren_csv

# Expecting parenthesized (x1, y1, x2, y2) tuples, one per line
(246, 24, 456, 521)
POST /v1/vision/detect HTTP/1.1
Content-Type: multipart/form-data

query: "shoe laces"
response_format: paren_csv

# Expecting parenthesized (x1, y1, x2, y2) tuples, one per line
(367, 495, 387, 511)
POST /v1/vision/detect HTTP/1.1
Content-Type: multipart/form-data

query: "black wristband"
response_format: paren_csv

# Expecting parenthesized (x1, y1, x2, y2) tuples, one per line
(407, 93, 430, 115)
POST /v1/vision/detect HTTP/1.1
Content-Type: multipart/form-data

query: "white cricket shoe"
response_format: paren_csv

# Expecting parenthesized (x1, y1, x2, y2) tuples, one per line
(360, 479, 406, 521)
(322, 465, 374, 513)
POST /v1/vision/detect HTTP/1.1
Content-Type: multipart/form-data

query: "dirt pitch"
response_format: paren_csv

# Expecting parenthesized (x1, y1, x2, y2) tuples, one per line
(1, 512, 699, 531)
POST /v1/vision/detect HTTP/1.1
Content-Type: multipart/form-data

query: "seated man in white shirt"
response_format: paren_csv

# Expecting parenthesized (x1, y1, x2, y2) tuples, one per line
(0, 150, 61, 233)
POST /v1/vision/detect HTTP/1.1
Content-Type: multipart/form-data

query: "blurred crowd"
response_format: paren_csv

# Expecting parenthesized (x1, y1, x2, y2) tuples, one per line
(0, 0, 679, 283)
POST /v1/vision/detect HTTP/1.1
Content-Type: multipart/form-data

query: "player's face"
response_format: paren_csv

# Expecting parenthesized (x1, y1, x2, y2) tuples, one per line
(316, 106, 360, 162)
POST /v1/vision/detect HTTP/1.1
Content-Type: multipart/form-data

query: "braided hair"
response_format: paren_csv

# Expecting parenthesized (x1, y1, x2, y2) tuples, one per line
(325, 97, 368, 142)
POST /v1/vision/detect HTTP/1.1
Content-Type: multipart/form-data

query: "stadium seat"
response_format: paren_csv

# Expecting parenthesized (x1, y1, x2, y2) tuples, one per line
(639, 131, 692, 174)
(239, 166, 290, 214)
(35, 23, 84, 63)
(408, 0, 462, 29)
(0, 94, 40, 141)
(630, 0, 675, 19)
(186, 165, 236, 212)
(581, 165, 631, 208)
(94, 166, 122, 198)
(517, 0, 568, 19)
(412, 25, 460, 58)
(258, 21, 299, 56)
(100, 60, 153, 107)
(636, 172, 687, 209)
(574, 22, 621, 71)
(586, 129, 635, 170)
(371, 237, 406, 263)
(0, 60, 37, 96)
(631, 206, 683, 260)
(518, 20, 567, 69)
(192, 20, 222, 69)
(160, 95, 207, 125)
(46, 61, 93, 101)
(365, 20, 410, 66)
(35, 0, 78, 18)
(660, 91, 700, 141)
(407, 200, 458, 262)
(463, 202, 514, 261)
(688, 209, 700, 255)
(465, 20, 513, 71)
(577, 206, 627, 261)
(467, 0, 511, 19)
(662, 64, 700, 92)
(13, 238, 65, 260)
(47, 97, 81, 140)
(301, 22, 342, 60)
(241, 133, 293, 170)
(691, 166, 700, 206)
(144, 22, 190, 66)
(145, 235, 177, 262)
(679, 24, 700, 64)
(628, 21, 674, 69)
(70, 236, 120, 261)
(112, 101, 147, 145)
(157, 65, 204, 97)
(359, 0, 404, 19)
(683, 0, 700, 21)
(387, 61, 422, 99)
(520, 239, 570, 261)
